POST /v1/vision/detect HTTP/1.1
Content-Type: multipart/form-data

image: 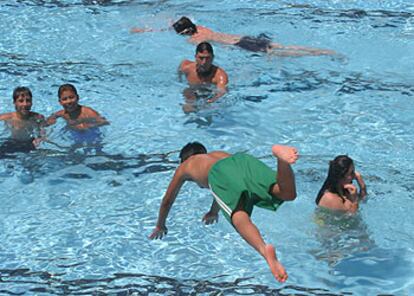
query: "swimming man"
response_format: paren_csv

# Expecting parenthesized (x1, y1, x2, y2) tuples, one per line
(132, 16, 335, 56)
(150, 142, 299, 283)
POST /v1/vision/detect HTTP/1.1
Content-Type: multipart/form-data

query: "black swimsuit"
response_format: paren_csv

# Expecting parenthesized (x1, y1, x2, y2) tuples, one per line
(0, 138, 35, 156)
(235, 35, 272, 53)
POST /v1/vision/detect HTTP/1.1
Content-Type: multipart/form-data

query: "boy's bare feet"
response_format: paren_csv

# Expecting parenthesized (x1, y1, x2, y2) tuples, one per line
(264, 244, 288, 283)
(272, 145, 298, 164)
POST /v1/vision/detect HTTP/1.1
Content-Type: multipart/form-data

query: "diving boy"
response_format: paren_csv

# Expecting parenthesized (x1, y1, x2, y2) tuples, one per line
(150, 142, 299, 283)
(0, 86, 45, 153)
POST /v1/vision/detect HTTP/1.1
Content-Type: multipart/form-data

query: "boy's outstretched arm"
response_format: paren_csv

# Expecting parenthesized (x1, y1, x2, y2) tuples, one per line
(202, 199, 220, 224)
(149, 165, 187, 239)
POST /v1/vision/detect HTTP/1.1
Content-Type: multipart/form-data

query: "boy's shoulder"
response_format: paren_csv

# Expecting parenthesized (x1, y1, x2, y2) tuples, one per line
(80, 105, 100, 116)
(0, 112, 15, 121)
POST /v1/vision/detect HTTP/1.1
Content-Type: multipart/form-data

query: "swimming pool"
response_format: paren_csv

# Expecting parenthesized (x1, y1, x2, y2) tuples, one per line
(1, 0, 413, 295)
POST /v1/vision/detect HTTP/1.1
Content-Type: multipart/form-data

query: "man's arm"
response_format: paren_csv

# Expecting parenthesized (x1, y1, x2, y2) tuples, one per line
(207, 68, 228, 103)
(178, 60, 191, 82)
(130, 27, 169, 33)
(149, 165, 188, 239)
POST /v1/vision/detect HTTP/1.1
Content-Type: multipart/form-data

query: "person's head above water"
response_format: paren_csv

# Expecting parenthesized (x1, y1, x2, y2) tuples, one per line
(179, 141, 207, 163)
(173, 17, 197, 35)
(13, 86, 32, 103)
(12, 86, 33, 116)
(196, 41, 214, 55)
(316, 155, 355, 204)
(58, 83, 78, 99)
(58, 83, 80, 113)
(195, 42, 215, 76)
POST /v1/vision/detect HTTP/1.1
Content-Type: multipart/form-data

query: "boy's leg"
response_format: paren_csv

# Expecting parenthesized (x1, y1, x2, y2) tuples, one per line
(271, 145, 298, 200)
(231, 209, 288, 283)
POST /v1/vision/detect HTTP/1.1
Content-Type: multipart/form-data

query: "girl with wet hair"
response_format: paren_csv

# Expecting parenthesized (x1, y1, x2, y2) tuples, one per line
(316, 155, 367, 213)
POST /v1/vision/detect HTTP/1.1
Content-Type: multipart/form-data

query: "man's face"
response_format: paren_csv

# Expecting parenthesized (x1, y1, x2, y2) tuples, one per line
(195, 50, 213, 75)
(14, 92, 32, 116)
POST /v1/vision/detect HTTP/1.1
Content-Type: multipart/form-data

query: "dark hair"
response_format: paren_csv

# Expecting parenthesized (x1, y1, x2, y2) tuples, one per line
(315, 155, 354, 205)
(179, 142, 207, 163)
(13, 86, 32, 102)
(196, 42, 214, 55)
(58, 83, 78, 99)
(173, 17, 197, 35)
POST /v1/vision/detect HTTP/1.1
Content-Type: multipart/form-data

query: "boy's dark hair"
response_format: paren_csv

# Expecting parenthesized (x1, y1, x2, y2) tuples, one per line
(173, 17, 197, 35)
(315, 155, 354, 205)
(58, 83, 78, 99)
(179, 142, 207, 163)
(196, 42, 214, 55)
(13, 86, 32, 102)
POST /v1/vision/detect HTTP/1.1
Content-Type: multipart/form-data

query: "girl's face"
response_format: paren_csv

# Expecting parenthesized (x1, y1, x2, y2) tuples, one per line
(340, 165, 355, 186)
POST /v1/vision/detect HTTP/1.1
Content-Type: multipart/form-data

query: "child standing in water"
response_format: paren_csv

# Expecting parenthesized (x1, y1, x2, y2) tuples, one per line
(46, 83, 109, 130)
(316, 155, 367, 213)
(0, 86, 45, 154)
(46, 84, 109, 149)
(150, 142, 299, 283)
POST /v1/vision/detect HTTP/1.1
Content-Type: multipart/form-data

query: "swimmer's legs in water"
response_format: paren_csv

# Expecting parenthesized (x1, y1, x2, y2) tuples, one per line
(268, 42, 336, 56)
(231, 210, 288, 283)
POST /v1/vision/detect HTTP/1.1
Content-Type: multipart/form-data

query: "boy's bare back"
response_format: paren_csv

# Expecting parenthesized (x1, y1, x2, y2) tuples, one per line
(179, 151, 230, 188)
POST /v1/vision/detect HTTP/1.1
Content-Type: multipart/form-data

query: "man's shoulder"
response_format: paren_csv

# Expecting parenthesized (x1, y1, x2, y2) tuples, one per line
(215, 66, 228, 77)
(180, 60, 194, 71)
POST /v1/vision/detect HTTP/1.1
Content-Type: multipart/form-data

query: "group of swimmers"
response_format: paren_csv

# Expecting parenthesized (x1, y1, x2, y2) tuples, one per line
(0, 84, 108, 155)
(134, 17, 365, 283)
(1, 16, 364, 284)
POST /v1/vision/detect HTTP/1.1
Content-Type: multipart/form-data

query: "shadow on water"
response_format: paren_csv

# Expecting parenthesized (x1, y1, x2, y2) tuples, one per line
(0, 139, 179, 183)
(311, 208, 376, 267)
(246, 70, 414, 97)
(0, 269, 348, 296)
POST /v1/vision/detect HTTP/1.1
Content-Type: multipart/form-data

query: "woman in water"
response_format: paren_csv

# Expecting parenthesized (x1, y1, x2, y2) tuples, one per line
(316, 155, 367, 213)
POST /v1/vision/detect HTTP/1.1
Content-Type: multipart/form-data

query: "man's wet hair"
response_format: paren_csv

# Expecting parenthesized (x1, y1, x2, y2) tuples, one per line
(173, 17, 197, 35)
(13, 86, 32, 102)
(179, 142, 207, 163)
(196, 42, 214, 55)
(58, 83, 78, 99)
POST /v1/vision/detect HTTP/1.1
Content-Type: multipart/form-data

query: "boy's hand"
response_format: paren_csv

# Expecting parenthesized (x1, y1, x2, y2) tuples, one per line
(149, 226, 168, 240)
(202, 211, 218, 225)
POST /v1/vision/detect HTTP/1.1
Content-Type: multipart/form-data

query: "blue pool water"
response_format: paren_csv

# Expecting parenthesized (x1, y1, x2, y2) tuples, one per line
(1, 0, 414, 295)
